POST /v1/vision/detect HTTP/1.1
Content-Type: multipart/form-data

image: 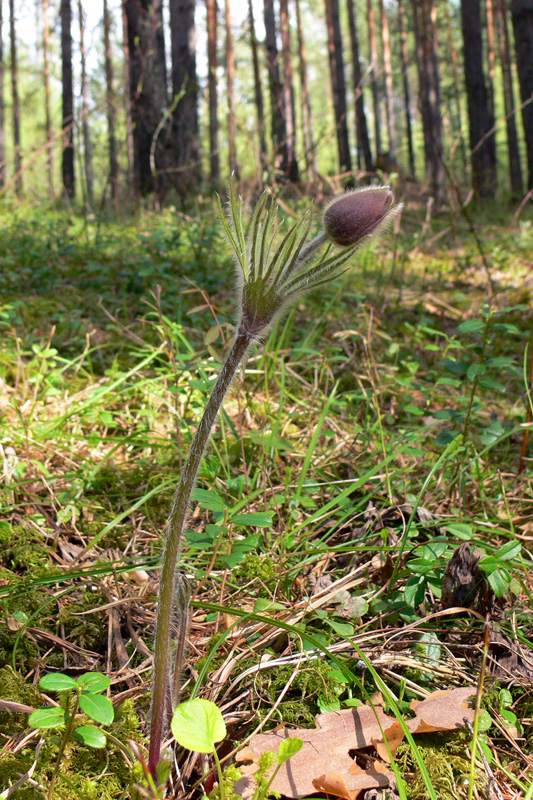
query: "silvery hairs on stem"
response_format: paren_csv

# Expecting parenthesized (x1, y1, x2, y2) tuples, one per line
(219, 181, 403, 340)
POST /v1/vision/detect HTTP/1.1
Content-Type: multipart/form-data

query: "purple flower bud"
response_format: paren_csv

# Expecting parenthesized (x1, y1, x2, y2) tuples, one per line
(323, 187, 398, 247)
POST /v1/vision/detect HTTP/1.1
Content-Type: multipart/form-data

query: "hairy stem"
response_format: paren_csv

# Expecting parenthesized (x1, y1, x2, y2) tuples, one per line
(148, 331, 252, 778)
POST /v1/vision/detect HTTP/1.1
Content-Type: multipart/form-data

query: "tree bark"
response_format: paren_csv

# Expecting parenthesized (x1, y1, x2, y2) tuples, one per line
(511, 0, 533, 190)
(443, 0, 468, 172)
(78, 0, 93, 207)
(324, 0, 352, 177)
(486, 0, 496, 121)
(295, 0, 317, 180)
(263, 0, 291, 180)
(367, 0, 382, 157)
(379, 0, 397, 160)
(248, 0, 268, 183)
(0, 0, 5, 188)
(121, 0, 135, 191)
(279, 0, 299, 181)
(42, 0, 54, 198)
(497, 0, 522, 193)
(124, 0, 169, 197)
(61, 0, 74, 199)
(206, 0, 220, 188)
(104, 0, 119, 208)
(347, 0, 373, 173)
(224, 0, 238, 176)
(411, 0, 444, 203)
(169, 0, 201, 197)
(460, 0, 497, 197)
(9, 0, 22, 197)
(397, 0, 415, 176)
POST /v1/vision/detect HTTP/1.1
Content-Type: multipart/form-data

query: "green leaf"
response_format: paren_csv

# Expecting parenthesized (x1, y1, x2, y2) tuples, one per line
(495, 541, 521, 561)
(403, 404, 425, 416)
(72, 725, 107, 749)
(171, 698, 226, 754)
(39, 674, 77, 692)
(487, 568, 510, 597)
(457, 320, 484, 334)
(191, 488, 225, 512)
(230, 512, 273, 527)
(440, 359, 468, 375)
(466, 363, 486, 381)
(28, 707, 65, 729)
(446, 523, 473, 540)
(477, 377, 506, 392)
(277, 737, 303, 765)
(484, 356, 513, 367)
(79, 694, 114, 725)
(478, 710, 492, 732)
(77, 673, 111, 693)
(499, 689, 513, 709)
(434, 430, 461, 447)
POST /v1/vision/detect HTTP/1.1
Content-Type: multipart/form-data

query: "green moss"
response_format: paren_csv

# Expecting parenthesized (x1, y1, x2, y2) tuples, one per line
(56, 591, 106, 652)
(396, 731, 482, 799)
(257, 660, 340, 727)
(235, 555, 277, 595)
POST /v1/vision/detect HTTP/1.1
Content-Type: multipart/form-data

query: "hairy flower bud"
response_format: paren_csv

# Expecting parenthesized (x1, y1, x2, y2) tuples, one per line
(323, 187, 399, 247)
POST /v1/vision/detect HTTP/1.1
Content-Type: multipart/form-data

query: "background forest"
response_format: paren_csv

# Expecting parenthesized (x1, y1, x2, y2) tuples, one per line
(1, 1, 533, 799)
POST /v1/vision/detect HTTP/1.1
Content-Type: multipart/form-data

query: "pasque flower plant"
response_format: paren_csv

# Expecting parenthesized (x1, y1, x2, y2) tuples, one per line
(148, 182, 401, 781)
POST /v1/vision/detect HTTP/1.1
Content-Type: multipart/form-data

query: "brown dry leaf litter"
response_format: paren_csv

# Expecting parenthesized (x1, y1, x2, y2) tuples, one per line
(236, 687, 475, 799)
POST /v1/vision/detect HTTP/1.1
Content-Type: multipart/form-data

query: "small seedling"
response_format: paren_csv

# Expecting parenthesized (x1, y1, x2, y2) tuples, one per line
(29, 671, 114, 799)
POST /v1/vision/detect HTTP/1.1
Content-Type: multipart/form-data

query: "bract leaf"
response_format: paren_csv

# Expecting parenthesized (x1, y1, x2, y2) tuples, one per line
(72, 725, 107, 749)
(39, 674, 77, 692)
(171, 698, 226, 754)
(79, 693, 114, 725)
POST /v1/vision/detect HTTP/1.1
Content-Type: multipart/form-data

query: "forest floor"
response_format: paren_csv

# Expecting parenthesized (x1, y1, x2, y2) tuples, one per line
(0, 193, 532, 799)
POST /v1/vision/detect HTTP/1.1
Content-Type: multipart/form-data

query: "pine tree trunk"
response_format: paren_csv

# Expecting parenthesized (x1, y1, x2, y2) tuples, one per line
(169, 0, 201, 197)
(486, 0, 496, 121)
(0, 0, 5, 188)
(104, 0, 119, 208)
(460, 0, 497, 197)
(78, 0, 93, 207)
(347, 0, 373, 173)
(379, 0, 396, 160)
(124, 0, 169, 197)
(248, 0, 268, 183)
(42, 0, 54, 198)
(263, 0, 290, 180)
(295, 0, 316, 181)
(279, 0, 299, 181)
(397, 0, 415, 177)
(9, 0, 22, 197)
(121, 0, 135, 192)
(325, 0, 352, 177)
(224, 0, 238, 176)
(443, 0, 468, 172)
(367, 0, 382, 158)
(497, 0, 522, 193)
(411, 0, 444, 203)
(61, 0, 75, 199)
(206, 0, 220, 188)
(511, 0, 533, 190)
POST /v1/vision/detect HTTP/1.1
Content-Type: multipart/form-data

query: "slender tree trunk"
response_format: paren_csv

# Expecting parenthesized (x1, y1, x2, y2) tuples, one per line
(460, 0, 497, 197)
(347, 0, 373, 173)
(279, 0, 299, 181)
(295, 0, 316, 180)
(511, 0, 533, 190)
(325, 0, 352, 177)
(124, 0, 169, 197)
(497, 0, 522, 193)
(224, 0, 238, 176)
(397, 0, 415, 176)
(411, 0, 445, 203)
(486, 0, 496, 121)
(104, 0, 119, 208)
(121, 0, 135, 191)
(367, 0, 382, 157)
(443, 0, 468, 172)
(61, 0, 75, 198)
(9, 0, 22, 197)
(206, 0, 220, 188)
(42, 0, 54, 197)
(263, 0, 290, 180)
(78, 0, 93, 206)
(0, 0, 5, 188)
(379, 0, 396, 159)
(169, 0, 201, 197)
(248, 0, 268, 183)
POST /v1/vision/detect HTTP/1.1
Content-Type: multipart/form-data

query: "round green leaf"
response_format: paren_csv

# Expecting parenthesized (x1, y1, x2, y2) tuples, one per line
(277, 737, 303, 765)
(77, 673, 111, 693)
(79, 693, 114, 725)
(171, 698, 226, 753)
(72, 725, 107, 749)
(28, 707, 65, 729)
(39, 674, 77, 692)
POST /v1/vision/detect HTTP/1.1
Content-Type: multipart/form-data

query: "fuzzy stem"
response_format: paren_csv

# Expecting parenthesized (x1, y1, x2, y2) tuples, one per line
(148, 331, 252, 779)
